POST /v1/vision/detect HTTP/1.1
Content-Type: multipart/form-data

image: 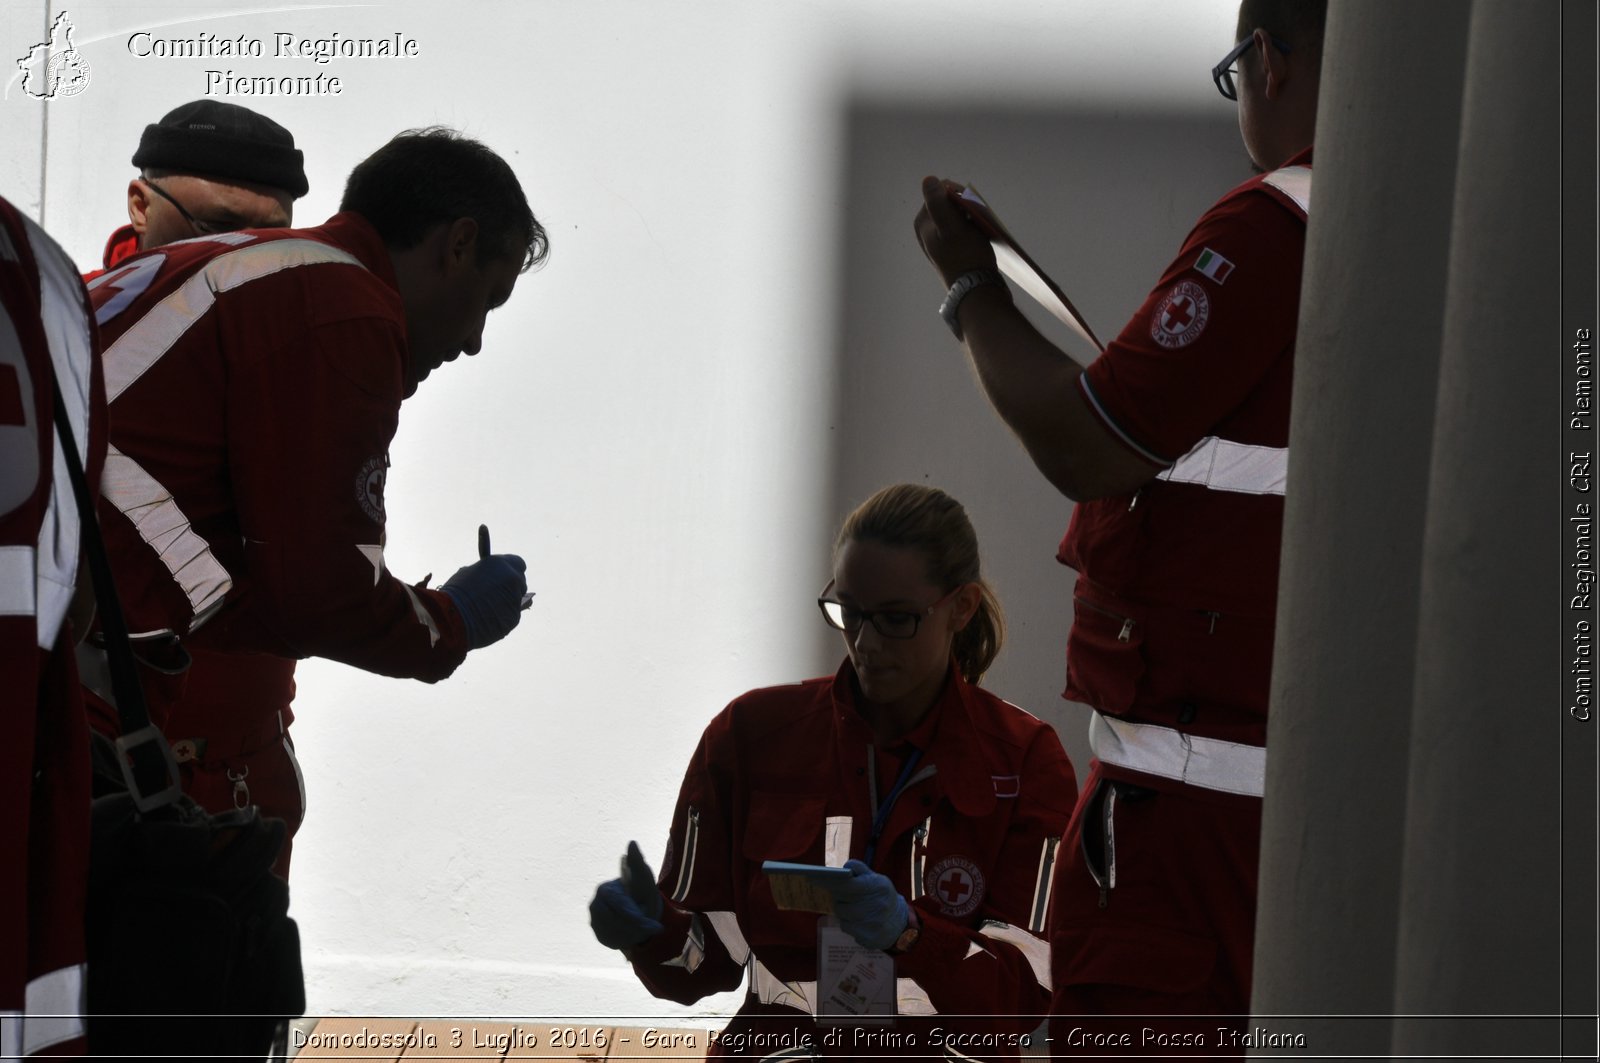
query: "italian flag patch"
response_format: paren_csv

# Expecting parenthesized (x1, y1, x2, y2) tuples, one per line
(1194, 247, 1235, 283)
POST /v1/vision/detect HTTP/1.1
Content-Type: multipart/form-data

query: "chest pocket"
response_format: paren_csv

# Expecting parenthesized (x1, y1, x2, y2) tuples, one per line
(742, 791, 827, 862)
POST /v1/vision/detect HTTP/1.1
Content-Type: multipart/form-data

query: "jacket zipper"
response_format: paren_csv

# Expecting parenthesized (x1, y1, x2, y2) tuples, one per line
(1074, 595, 1136, 642)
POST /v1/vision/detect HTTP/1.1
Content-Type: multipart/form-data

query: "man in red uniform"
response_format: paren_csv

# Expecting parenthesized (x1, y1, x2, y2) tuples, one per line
(913, 0, 1324, 1047)
(83, 99, 305, 283)
(82, 99, 313, 877)
(83, 129, 543, 861)
(1, 193, 105, 1057)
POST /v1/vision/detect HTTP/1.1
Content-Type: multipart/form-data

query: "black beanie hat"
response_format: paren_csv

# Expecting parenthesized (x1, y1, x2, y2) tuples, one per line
(132, 100, 308, 198)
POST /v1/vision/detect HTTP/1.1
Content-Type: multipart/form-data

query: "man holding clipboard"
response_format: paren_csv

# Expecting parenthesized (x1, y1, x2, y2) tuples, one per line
(914, 0, 1324, 1045)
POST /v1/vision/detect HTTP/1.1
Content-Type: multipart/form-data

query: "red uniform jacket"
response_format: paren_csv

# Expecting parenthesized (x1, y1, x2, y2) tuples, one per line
(1, 195, 102, 1057)
(629, 661, 1077, 1060)
(85, 214, 467, 725)
(1060, 151, 1312, 746)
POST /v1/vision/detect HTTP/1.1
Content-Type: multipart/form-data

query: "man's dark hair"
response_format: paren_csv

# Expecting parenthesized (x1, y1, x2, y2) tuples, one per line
(1237, 0, 1327, 56)
(340, 127, 548, 272)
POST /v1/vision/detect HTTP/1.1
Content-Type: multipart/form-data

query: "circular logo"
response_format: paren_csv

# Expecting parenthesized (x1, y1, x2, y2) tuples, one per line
(355, 455, 387, 523)
(1150, 280, 1210, 349)
(46, 51, 91, 97)
(924, 856, 986, 918)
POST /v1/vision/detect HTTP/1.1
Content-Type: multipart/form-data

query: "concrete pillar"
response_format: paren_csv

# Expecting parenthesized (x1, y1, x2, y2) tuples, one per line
(1250, 0, 1471, 1053)
(1389, 1, 1562, 1055)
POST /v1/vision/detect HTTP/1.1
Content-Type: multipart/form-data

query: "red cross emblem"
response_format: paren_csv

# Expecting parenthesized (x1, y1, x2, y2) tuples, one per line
(925, 856, 985, 916)
(1161, 297, 1195, 332)
(1150, 280, 1210, 349)
(939, 869, 973, 905)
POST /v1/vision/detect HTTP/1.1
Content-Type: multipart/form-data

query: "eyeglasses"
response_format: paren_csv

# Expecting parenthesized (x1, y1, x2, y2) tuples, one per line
(1212, 33, 1291, 101)
(817, 580, 964, 640)
(142, 178, 230, 236)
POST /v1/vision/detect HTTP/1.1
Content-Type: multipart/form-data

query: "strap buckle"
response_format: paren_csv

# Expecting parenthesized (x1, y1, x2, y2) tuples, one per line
(114, 725, 184, 813)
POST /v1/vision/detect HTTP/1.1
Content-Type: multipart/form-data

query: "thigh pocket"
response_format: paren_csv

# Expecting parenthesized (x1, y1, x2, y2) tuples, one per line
(1065, 595, 1145, 715)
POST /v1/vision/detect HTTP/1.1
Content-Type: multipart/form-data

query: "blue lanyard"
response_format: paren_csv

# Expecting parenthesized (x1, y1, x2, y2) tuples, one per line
(864, 747, 924, 868)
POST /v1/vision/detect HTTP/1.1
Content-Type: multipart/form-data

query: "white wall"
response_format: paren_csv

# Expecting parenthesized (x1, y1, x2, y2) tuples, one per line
(3, 0, 1239, 1019)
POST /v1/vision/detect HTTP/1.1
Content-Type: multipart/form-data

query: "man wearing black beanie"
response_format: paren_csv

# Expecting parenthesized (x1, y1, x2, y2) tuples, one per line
(82, 100, 311, 879)
(85, 99, 308, 280)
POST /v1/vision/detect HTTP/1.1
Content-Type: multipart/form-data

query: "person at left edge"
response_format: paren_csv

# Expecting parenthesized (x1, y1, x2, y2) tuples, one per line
(590, 484, 1077, 1060)
(82, 126, 542, 737)
(82, 99, 311, 879)
(1, 192, 105, 1057)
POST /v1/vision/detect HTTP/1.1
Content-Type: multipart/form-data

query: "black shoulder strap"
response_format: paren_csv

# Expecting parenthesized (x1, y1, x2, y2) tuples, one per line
(49, 379, 181, 811)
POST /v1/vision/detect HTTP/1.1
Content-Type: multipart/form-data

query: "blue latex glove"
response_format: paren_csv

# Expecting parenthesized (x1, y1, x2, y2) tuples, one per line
(589, 841, 664, 952)
(441, 524, 528, 649)
(825, 859, 910, 951)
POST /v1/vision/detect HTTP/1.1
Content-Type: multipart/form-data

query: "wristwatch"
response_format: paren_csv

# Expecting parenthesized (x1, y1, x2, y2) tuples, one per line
(890, 905, 921, 955)
(938, 268, 1008, 340)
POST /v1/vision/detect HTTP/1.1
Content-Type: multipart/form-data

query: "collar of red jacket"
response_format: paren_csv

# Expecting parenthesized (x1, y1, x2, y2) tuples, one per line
(101, 224, 140, 271)
(829, 657, 999, 818)
(313, 211, 400, 291)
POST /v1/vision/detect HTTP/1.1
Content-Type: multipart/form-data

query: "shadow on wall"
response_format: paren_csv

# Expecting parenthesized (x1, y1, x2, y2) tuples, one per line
(823, 103, 1248, 769)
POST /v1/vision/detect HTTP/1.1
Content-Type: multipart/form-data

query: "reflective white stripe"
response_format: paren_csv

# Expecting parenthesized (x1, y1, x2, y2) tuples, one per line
(280, 714, 307, 821)
(23, 211, 94, 652)
(1261, 165, 1312, 216)
(749, 962, 814, 1012)
(401, 584, 442, 648)
(358, 543, 385, 586)
(977, 922, 1052, 992)
(670, 806, 701, 904)
(1155, 436, 1288, 496)
(824, 815, 852, 867)
(0, 545, 35, 615)
(663, 913, 707, 972)
(896, 977, 935, 1015)
(17, 963, 86, 1054)
(100, 445, 232, 626)
(909, 816, 932, 901)
(705, 910, 750, 966)
(1090, 712, 1266, 797)
(1029, 836, 1059, 933)
(102, 239, 363, 403)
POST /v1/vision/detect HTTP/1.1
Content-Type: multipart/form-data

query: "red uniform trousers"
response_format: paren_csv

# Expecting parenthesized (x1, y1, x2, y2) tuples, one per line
(165, 648, 304, 879)
(1048, 762, 1261, 1060)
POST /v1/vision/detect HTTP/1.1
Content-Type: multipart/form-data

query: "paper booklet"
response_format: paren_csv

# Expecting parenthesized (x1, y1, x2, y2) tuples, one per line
(953, 185, 1105, 367)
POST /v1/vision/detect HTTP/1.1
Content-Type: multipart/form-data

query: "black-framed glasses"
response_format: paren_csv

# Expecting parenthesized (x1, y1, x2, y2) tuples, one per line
(817, 579, 964, 640)
(142, 178, 229, 236)
(1212, 33, 1291, 101)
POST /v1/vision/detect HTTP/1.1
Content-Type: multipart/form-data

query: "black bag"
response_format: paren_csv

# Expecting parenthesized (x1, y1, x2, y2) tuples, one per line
(52, 381, 305, 1060)
(85, 733, 305, 1058)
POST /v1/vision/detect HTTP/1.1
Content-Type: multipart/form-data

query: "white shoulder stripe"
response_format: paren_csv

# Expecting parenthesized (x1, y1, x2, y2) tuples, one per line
(1261, 164, 1312, 216)
(104, 239, 364, 403)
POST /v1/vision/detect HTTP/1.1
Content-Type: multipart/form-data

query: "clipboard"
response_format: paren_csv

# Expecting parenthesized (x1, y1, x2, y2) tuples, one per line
(952, 184, 1106, 366)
